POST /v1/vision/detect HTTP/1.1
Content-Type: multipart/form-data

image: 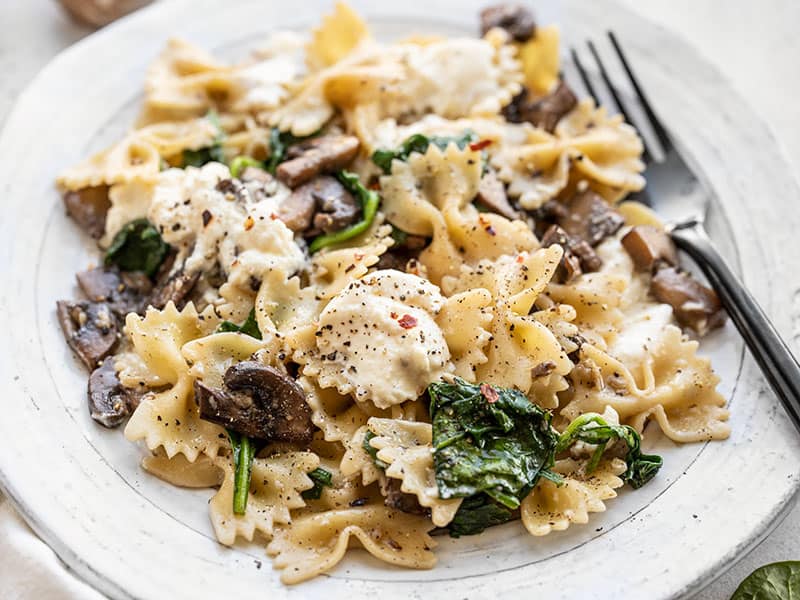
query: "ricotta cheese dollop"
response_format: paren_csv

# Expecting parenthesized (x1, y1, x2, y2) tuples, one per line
(313, 269, 453, 409)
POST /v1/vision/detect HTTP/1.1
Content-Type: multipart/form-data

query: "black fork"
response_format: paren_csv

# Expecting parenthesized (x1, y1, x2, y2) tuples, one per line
(571, 32, 800, 433)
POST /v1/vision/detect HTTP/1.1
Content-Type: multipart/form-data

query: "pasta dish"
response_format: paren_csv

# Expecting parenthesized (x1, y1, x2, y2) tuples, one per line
(54, 2, 728, 584)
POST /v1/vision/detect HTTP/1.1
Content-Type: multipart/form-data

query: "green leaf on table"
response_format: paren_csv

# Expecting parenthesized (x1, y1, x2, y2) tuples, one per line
(104, 218, 170, 278)
(731, 561, 800, 600)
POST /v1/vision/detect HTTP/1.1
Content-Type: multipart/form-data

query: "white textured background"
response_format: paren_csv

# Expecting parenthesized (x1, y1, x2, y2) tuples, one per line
(0, 1, 798, 598)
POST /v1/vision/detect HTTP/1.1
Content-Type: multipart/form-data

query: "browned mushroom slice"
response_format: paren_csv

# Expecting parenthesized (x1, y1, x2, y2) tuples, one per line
(621, 225, 679, 272)
(76, 266, 153, 316)
(475, 170, 518, 219)
(381, 478, 428, 515)
(147, 268, 200, 311)
(277, 186, 317, 233)
(651, 266, 726, 336)
(310, 177, 359, 233)
(276, 135, 360, 188)
(504, 81, 578, 133)
(558, 189, 625, 246)
(376, 233, 428, 271)
(239, 166, 274, 185)
(63, 186, 111, 239)
(479, 3, 536, 41)
(541, 224, 602, 283)
(88, 358, 140, 428)
(56, 300, 119, 370)
(194, 361, 314, 444)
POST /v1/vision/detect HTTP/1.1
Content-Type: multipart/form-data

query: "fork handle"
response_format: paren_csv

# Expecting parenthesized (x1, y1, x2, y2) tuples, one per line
(671, 221, 800, 431)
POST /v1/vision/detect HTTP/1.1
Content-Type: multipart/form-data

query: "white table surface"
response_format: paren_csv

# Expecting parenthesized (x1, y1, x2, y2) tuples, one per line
(1, 1, 798, 598)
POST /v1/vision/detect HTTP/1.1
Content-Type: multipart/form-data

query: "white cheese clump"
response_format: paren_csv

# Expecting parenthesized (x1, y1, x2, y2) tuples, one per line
(313, 270, 453, 409)
(147, 163, 305, 291)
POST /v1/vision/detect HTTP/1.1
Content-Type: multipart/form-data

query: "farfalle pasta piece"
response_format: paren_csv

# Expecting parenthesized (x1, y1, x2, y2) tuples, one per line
(443, 248, 573, 406)
(521, 457, 626, 536)
(563, 304, 729, 442)
(210, 452, 319, 546)
(309, 221, 393, 299)
(493, 98, 645, 209)
(123, 303, 227, 461)
(367, 418, 462, 526)
(516, 24, 561, 95)
(57, 118, 218, 191)
(436, 288, 494, 380)
(141, 451, 223, 488)
(306, 1, 370, 70)
(267, 505, 437, 584)
(182, 330, 277, 387)
(303, 269, 453, 409)
(380, 144, 537, 284)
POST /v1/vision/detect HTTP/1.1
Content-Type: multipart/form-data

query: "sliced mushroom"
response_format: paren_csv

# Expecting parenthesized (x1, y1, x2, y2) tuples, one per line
(504, 81, 578, 133)
(239, 166, 274, 185)
(475, 170, 519, 219)
(376, 232, 428, 271)
(147, 268, 200, 311)
(194, 361, 314, 444)
(63, 186, 111, 239)
(621, 225, 679, 272)
(479, 3, 536, 42)
(381, 478, 428, 516)
(276, 135, 360, 188)
(278, 175, 360, 234)
(559, 189, 625, 247)
(541, 224, 602, 283)
(87, 358, 141, 428)
(76, 266, 153, 316)
(56, 300, 119, 370)
(310, 177, 359, 233)
(651, 266, 726, 336)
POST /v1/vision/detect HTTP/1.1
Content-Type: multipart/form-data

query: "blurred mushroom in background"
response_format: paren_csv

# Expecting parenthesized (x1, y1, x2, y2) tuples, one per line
(56, 0, 153, 28)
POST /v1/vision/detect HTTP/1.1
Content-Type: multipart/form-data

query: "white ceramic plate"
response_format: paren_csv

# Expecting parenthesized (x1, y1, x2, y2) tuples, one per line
(2, 1, 800, 598)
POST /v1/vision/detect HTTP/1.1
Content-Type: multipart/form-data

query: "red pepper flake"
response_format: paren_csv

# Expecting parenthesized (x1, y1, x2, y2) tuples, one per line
(390, 311, 398, 319)
(243, 215, 255, 231)
(202, 209, 213, 227)
(516, 254, 525, 263)
(270, 213, 279, 220)
(354, 253, 365, 261)
(397, 314, 417, 329)
(368, 181, 381, 191)
(480, 383, 499, 403)
(479, 215, 497, 236)
(469, 139, 493, 152)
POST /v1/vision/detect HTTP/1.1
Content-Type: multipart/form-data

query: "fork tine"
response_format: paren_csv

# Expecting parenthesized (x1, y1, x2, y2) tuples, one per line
(607, 31, 672, 152)
(570, 47, 598, 104)
(585, 39, 653, 163)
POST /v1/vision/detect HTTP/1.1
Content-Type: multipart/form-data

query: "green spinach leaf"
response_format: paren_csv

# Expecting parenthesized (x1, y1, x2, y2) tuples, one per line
(447, 493, 515, 538)
(104, 218, 170, 278)
(362, 430, 388, 470)
(216, 308, 262, 340)
(429, 378, 558, 509)
(308, 171, 380, 253)
(228, 430, 256, 515)
(301, 467, 334, 500)
(182, 110, 225, 167)
(732, 561, 800, 600)
(555, 413, 663, 489)
(229, 156, 265, 178)
(372, 131, 478, 174)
